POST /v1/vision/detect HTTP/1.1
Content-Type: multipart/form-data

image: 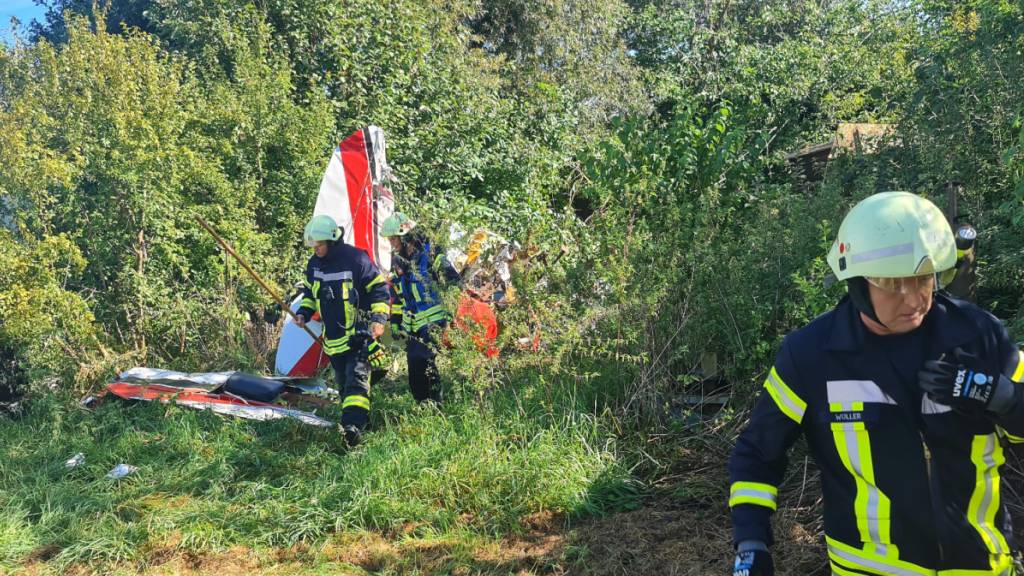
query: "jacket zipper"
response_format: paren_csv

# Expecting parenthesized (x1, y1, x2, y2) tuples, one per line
(921, 432, 945, 563)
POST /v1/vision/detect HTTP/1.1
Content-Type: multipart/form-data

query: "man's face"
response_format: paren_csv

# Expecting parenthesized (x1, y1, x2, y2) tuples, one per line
(313, 241, 329, 258)
(865, 275, 935, 335)
(388, 236, 402, 253)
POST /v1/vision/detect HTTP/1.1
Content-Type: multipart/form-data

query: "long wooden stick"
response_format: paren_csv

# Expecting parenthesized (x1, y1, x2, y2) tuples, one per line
(195, 216, 323, 345)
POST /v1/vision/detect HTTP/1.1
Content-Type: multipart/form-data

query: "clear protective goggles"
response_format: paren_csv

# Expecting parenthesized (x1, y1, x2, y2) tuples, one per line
(865, 273, 937, 295)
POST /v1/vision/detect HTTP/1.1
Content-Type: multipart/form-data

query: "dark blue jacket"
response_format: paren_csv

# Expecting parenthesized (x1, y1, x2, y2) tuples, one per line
(729, 294, 1024, 574)
(297, 243, 390, 356)
(393, 241, 460, 332)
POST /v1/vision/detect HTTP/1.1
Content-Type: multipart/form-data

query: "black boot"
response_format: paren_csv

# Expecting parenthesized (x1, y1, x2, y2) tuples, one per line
(342, 424, 362, 447)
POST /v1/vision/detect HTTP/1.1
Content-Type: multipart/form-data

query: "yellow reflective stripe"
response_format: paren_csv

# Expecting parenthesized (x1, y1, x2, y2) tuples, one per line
(728, 481, 777, 511)
(303, 278, 313, 289)
(370, 302, 390, 315)
(312, 280, 321, 298)
(344, 302, 355, 329)
(299, 298, 315, 309)
(366, 274, 387, 290)
(419, 305, 447, 320)
(1011, 351, 1024, 383)
(322, 335, 352, 355)
(997, 426, 1024, 444)
(830, 561, 873, 576)
(432, 254, 446, 270)
(829, 403, 894, 559)
(342, 395, 370, 411)
(412, 317, 446, 331)
(411, 283, 422, 302)
(763, 366, 806, 424)
(967, 434, 1009, 555)
(826, 537, 930, 576)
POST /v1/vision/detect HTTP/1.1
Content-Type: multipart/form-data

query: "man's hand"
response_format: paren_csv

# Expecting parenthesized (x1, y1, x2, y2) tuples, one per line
(731, 542, 772, 576)
(369, 322, 385, 339)
(918, 347, 1017, 416)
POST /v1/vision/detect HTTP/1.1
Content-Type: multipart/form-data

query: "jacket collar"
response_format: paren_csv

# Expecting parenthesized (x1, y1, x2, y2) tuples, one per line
(823, 293, 978, 353)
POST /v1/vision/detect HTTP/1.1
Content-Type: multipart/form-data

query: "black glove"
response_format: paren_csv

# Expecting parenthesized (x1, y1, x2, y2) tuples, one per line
(918, 347, 1017, 416)
(732, 547, 773, 576)
(367, 340, 387, 369)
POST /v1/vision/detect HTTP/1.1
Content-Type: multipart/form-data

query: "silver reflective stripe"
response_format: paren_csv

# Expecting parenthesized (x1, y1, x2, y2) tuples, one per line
(826, 380, 895, 405)
(921, 395, 952, 415)
(313, 270, 353, 281)
(975, 434, 1005, 554)
(827, 544, 923, 576)
(849, 242, 914, 265)
(730, 488, 776, 503)
(767, 370, 805, 420)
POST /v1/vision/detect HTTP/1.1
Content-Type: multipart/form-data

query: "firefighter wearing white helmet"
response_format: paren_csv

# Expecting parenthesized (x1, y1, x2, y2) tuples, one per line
(380, 212, 460, 404)
(296, 214, 390, 447)
(728, 192, 1024, 575)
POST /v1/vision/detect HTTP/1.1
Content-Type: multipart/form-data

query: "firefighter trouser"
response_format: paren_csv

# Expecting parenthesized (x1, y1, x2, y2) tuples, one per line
(369, 369, 387, 389)
(407, 325, 442, 403)
(329, 348, 371, 431)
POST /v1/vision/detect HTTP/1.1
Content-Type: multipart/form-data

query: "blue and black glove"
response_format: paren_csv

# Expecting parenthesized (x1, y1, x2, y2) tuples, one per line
(918, 347, 1017, 416)
(732, 541, 772, 576)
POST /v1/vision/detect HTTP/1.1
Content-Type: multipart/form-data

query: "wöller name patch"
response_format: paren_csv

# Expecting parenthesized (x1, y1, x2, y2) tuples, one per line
(830, 411, 865, 423)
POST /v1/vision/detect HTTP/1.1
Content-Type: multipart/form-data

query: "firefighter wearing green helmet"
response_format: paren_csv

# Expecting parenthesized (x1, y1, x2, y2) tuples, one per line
(296, 214, 390, 447)
(380, 212, 460, 404)
(728, 192, 1024, 575)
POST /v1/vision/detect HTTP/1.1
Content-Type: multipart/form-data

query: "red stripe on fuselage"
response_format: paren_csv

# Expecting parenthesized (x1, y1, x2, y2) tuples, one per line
(106, 382, 277, 407)
(340, 130, 375, 261)
(289, 341, 329, 377)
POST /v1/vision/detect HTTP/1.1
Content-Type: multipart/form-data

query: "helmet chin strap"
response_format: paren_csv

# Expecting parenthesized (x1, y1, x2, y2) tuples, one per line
(848, 277, 886, 327)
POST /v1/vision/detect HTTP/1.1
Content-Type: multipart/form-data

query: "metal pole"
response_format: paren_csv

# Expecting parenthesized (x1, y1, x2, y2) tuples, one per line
(195, 216, 324, 345)
(944, 181, 962, 226)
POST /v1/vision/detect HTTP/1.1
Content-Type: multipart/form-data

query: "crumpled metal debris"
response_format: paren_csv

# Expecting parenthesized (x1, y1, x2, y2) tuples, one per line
(65, 453, 85, 469)
(105, 464, 138, 479)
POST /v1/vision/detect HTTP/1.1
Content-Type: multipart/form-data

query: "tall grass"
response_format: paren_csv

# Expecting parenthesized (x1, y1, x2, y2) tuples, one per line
(0, 370, 632, 571)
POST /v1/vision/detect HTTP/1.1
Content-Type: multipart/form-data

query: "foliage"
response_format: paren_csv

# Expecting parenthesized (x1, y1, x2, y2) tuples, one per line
(3, 0, 1024, 570)
(1, 12, 335, 371)
(892, 0, 1024, 332)
(628, 0, 919, 159)
(33, 0, 154, 43)
(0, 231, 98, 388)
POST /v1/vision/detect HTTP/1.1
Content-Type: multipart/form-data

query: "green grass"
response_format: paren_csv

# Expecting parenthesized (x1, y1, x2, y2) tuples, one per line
(0, 374, 635, 573)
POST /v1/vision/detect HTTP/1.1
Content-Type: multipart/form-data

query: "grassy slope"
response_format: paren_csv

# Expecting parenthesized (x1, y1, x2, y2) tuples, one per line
(0, 372, 633, 575)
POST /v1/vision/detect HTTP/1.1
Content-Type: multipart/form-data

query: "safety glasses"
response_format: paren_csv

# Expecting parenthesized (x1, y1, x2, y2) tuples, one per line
(865, 274, 936, 295)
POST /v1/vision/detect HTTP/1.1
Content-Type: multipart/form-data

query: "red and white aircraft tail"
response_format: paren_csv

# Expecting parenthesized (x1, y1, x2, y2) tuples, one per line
(275, 126, 395, 377)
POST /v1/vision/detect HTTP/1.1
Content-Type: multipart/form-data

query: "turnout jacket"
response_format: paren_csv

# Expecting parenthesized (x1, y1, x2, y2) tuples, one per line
(297, 244, 390, 356)
(390, 241, 460, 333)
(729, 294, 1024, 575)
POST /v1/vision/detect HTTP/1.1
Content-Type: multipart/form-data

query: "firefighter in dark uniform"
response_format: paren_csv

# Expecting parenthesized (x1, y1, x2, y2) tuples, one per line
(379, 212, 460, 404)
(295, 215, 390, 447)
(729, 192, 1024, 575)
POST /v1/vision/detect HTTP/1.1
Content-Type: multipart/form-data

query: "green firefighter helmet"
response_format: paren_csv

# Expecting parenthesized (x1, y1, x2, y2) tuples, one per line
(827, 191, 956, 282)
(380, 212, 417, 238)
(303, 214, 342, 247)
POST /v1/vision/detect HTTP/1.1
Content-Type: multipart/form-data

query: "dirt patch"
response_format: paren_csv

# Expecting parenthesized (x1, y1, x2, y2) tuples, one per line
(563, 496, 825, 576)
